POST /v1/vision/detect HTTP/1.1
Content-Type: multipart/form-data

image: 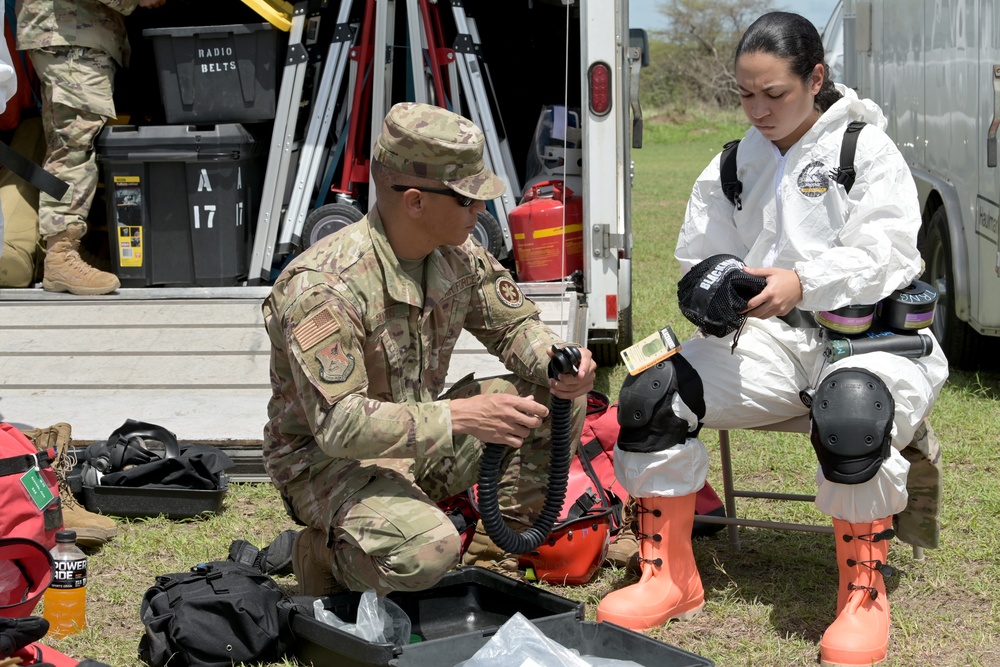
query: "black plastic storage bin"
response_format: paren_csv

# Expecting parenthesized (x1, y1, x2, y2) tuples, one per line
(292, 567, 584, 667)
(96, 123, 263, 287)
(142, 23, 278, 124)
(395, 617, 715, 666)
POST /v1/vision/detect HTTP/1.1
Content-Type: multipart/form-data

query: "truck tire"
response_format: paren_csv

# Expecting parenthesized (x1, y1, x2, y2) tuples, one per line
(301, 202, 364, 248)
(919, 206, 982, 369)
(473, 210, 504, 258)
(589, 303, 633, 367)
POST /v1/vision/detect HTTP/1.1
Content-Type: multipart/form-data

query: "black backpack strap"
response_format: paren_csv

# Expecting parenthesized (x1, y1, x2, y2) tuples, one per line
(830, 120, 866, 194)
(720, 139, 742, 210)
(0, 140, 69, 201)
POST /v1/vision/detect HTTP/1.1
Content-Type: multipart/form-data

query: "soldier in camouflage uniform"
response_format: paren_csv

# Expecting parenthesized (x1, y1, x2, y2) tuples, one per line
(15, 0, 165, 294)
(263, 102, 597, 596)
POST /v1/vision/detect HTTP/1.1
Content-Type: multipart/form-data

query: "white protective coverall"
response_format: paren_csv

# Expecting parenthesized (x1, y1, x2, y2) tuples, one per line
(615, 85, 949, 523)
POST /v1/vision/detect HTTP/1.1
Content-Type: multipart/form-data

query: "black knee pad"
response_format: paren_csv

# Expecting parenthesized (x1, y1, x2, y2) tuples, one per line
(810, 368, 894, 484)
(617, 356, 704, 453)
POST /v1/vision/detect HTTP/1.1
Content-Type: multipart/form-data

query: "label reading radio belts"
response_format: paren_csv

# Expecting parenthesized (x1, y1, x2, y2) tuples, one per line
(620, 325, 682, 375)
(113, 176, 143, 267)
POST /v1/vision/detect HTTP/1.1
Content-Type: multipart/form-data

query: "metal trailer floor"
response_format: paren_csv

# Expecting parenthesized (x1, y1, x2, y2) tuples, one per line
(0, 283, 581, 451)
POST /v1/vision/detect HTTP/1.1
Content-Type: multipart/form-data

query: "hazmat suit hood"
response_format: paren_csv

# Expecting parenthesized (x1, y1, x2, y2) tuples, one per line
(820, 83, 887, 132)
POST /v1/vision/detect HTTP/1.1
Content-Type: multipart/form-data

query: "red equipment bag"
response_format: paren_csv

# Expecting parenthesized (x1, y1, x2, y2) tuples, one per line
(0, 538, 53, 618)
(0, 423, 62, 549)
(516, 392, 625, 584)
(518, 391, 726, 585)
(7, 640, 93, 666)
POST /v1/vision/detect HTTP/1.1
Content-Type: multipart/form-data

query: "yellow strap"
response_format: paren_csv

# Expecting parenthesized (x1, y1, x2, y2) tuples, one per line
(240, 0, 293, 31)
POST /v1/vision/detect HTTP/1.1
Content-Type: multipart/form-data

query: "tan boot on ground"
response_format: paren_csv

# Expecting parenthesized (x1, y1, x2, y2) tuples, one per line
(23, 422, 118, 548)
(604, 497, 640, 572)
(460, 519, 522, 576)
(292, 528, 346, 596)
(43, 224, 119, 295)
(61, 497, 118, 548)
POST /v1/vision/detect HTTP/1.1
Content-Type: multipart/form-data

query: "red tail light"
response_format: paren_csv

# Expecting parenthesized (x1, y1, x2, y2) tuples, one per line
(588, 62, 611, 116)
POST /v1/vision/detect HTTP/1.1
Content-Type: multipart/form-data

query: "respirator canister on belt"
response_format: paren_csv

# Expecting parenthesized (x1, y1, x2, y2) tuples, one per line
(821, 280, 938, 362)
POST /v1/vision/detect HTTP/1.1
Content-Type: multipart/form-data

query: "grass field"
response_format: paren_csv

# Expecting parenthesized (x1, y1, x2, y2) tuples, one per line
(44, 120, 1000, 667)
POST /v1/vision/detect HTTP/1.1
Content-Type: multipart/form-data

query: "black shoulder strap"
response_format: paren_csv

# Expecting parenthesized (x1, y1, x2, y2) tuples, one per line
(721, 121, 866, 208)
(0, 140, 68, 201)
(720, 139, 742, 210)
(830, 120, 866, 194)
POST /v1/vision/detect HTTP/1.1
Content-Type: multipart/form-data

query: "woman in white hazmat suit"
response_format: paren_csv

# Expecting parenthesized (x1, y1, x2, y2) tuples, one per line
(596, 11, 948, 667)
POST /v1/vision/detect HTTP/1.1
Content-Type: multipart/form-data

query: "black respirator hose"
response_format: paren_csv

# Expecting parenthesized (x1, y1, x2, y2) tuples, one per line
(476, 345, 580, 554)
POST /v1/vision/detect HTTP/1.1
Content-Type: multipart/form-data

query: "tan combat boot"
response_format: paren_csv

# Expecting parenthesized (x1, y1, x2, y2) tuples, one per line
(43, 224, 120, 295)
(604, 497, 640, 572)
(460, 519, 522, 576)
(23, 422, 118, 548)
(292, 528, 346, 596)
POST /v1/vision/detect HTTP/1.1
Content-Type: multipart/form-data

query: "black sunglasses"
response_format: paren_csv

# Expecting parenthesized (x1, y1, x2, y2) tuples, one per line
(390, 185, 475, 208)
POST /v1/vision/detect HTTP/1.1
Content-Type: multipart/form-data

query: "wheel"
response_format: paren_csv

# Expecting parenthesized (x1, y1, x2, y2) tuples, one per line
(590, 303, 633, 367)
(301, 202, 364, 248)
(472, 210, 505, 257)
(918, 206, 982, 369)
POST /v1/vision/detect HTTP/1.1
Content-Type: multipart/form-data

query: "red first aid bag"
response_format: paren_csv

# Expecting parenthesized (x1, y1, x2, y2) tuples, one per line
(0, 423, 62, 549)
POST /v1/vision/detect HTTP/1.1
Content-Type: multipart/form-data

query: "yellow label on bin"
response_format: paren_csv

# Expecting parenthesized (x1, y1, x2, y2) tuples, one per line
(117, 225, 143, 268)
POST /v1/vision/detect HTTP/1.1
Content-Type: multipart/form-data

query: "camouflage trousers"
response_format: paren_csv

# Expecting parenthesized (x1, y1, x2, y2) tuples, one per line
(28, 46, 116, 239)
(895, 419, 943, 548)
(282, 374, 586, 595)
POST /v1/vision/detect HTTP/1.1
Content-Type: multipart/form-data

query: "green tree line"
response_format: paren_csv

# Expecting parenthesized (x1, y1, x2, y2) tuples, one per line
(639, 0, 776, 115)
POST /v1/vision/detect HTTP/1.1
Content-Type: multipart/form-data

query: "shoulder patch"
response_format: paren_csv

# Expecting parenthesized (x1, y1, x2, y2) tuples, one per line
(494, 276, 524, 308)
(315, 341, 356, 383)
(294, 305, 340, 350)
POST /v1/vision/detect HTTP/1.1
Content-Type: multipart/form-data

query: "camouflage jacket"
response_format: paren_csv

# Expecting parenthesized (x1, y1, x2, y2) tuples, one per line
(262, 206, 564, 494)
(15, 0, 139, 65)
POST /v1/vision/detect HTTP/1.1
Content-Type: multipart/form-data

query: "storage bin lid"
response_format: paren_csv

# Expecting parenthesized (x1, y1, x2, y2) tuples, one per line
(142, 22, 272, 39)
(97, 124, 260, 161)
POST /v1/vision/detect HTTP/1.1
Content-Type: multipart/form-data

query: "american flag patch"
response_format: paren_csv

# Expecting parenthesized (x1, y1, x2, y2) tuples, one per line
(294, 307, 339, 350)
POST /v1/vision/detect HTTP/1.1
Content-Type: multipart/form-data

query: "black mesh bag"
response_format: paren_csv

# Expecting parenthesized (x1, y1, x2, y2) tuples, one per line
(677, 254, 766, 338)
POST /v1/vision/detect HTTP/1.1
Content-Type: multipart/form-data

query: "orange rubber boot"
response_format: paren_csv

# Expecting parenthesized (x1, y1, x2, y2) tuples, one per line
(820, 517, 895, 667)
(595, 494, 704, 630)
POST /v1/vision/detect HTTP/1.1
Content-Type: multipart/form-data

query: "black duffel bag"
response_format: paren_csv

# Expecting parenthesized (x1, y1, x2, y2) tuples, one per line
(138, 560, 290, 667)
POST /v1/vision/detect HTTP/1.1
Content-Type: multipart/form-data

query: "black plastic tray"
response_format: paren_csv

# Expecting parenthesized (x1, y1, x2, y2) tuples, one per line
(66, 447, 228, 519)
(76, 476, 227, 519)
(292, 566, 584, 667)
(396, 617, 715, 667)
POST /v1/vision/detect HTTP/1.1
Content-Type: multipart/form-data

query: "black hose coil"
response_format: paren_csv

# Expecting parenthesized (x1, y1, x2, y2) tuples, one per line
(476, 346, 579, 554)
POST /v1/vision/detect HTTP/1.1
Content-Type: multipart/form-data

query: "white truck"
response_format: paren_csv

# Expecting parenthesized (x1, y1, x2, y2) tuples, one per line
(0, 0, 644, 446)
(829, 0, 1000, 368)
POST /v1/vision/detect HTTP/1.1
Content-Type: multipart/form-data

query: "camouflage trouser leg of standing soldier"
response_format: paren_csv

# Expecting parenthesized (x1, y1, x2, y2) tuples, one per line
(28, 46, 116, 238)
(283, 374, 586, 594)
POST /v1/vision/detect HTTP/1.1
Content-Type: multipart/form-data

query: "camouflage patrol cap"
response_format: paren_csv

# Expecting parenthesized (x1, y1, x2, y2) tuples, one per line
(373, 102, 506, 201)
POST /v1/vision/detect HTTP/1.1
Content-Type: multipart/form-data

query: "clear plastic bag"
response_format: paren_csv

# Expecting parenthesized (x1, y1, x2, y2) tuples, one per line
(312, 589, 411, 647)
(0, 559, 22, 599)
(455, 613, 642, 667)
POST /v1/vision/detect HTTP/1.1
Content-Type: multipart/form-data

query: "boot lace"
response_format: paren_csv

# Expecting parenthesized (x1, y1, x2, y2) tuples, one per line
(62, 248, 107, 277)
(51, 445, 82, 509)
(841, 527, 895, 544)
(843, 528, 896, 599)
(635, 505, 663, 566)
